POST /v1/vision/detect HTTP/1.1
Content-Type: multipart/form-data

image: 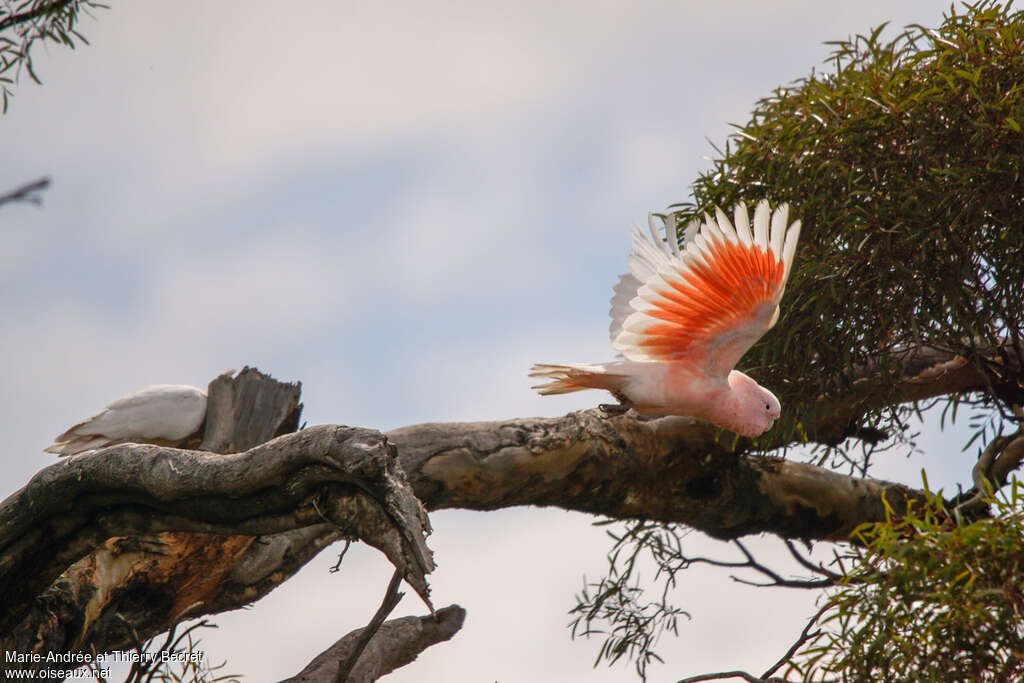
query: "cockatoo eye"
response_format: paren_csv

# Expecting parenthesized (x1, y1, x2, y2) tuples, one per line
(765, 403, 771, 411)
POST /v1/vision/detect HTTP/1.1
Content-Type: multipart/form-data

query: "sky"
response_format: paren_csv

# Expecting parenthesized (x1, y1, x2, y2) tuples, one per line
(1, 1, 974, 681)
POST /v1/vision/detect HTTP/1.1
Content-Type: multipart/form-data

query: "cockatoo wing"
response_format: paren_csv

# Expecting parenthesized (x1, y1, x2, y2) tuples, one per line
(609, 213, 698, 343)
(611, 200, 801, 379)
(609, 273, 643, 344)
(45, 384, 207, 456)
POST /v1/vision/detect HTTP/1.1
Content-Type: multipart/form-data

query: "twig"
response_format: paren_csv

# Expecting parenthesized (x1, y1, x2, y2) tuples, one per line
(86, 645, 108, 683)
(677, 670, 773, 682)
(760, 604, 829, 679)
(783, 539, 842, 582)
(670, 539, 835, 588)
(334, 568, 405, 683)
(86, 657, 108, 683)
(312, 499, 359, 575)
(729, 540, 834, 589)
(678, 604, 831, 683)
(0, 176, 49, 207)
(330, 539, 352, 573)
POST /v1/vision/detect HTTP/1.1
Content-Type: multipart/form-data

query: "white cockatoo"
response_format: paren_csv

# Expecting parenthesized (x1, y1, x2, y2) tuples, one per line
(44, 384, 208, 456)
(530, 200, 801, 437)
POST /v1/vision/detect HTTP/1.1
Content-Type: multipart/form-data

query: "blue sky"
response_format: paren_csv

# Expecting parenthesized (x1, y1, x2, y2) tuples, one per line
(1, 1, 974, 680)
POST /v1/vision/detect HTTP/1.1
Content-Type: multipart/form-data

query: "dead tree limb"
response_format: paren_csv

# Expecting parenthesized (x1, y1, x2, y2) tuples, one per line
(0, 342, 1016, 673)
(0, 176, 49, 207)
(280, 604, 466, 683)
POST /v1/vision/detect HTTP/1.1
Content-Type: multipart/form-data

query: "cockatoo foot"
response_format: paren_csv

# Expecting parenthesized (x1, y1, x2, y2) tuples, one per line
(599, 392, 633, 416)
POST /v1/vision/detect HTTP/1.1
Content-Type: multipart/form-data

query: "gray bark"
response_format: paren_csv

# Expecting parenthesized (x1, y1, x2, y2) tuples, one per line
(199, 367, 303, 452)
(391, 410, 915, 541)
(0, 343, 1014, 676)
(0, 369, 433, 677)
(280, 605, 466, 683)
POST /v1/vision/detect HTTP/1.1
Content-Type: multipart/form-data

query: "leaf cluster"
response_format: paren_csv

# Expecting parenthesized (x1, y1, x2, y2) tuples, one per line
(0, 0, 106, 112)
(569, 521, 692, 681)
(580, 4, 1024, 680)
(792, 480, 1024, 681)
(672, 0, 1024, 448)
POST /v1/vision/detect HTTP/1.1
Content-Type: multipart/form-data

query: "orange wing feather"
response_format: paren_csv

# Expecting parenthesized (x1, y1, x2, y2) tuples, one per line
(611, 201, 800, 379)
(638, 241, 783, 357)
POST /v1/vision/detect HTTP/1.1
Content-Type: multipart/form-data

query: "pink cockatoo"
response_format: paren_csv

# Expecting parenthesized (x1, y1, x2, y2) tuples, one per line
(530, 200, 801, 437)
(44, 384, 208, 456)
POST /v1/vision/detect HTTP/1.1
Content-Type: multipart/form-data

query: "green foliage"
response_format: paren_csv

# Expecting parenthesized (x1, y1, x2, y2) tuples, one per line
(569, 521, 692, 680)
(0, 0, 107, 112)
(791, 480, 1024, 681)
(580, 4, 1024, 680)
(671, 0, 1024, 448)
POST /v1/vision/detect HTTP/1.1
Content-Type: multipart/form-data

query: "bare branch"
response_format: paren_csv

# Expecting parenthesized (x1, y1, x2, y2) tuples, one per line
(0, 425, 435, 643)
(803, 344, 1016, 446)
(0, 176, 49, 206)
(989, 429, 1024, 488)
(334, 569, 404, 683)
(677, 605, 833, 683)
(280, 605, 465, 683)
(677, 670, 776, 683)
(727, 540, 834, 589)
(783, 539, 842, 583)
(666, 540, 835, 589)
(760, 604, 830, 679)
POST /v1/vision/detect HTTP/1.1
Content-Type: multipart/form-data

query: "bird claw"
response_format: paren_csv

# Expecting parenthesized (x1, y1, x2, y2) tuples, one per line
(599, 393, 633, 416)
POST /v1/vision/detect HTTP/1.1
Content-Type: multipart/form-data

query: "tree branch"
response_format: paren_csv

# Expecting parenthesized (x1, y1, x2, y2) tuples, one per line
(334, 569, 404, 682)
(726, 540, 834, 589)
(1, 341, 1014, 670)
(280, 605, 466, 683)
(803, 343, 1013, 445)
(392, 410, 918, 541)
(0, 425, 435, 644)
(677, 670, 776, 683)
(676, 605, 831, 683)
(0, 176, 49, 207)
(955, 425, 1024, 513)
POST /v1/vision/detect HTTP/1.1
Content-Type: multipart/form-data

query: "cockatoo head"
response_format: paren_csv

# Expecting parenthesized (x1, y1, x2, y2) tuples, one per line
(727, 372, 782, 437)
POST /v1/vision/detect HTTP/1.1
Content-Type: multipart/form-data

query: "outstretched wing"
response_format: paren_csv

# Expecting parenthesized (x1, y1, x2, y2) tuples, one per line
(608, 213, 698, 345)
(609, 201, 801, 379)
(45, 384, 207, 456)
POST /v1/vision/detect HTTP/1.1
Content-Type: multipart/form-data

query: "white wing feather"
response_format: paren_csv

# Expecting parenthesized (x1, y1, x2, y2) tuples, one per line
(609, 214, 684, 343)
(46, 385, 207, 456)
